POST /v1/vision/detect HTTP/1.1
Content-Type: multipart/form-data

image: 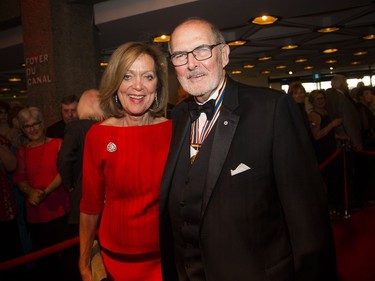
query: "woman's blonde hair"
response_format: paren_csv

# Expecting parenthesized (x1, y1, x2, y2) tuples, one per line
(99, 42, 168, 118)
(308, 89, 326, 104)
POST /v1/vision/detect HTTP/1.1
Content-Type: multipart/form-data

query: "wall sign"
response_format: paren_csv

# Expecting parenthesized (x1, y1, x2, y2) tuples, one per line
(25, 53, 52, 86)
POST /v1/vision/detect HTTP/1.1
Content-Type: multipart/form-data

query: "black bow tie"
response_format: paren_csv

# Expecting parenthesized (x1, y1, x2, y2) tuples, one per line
(188, 100, 215, 122)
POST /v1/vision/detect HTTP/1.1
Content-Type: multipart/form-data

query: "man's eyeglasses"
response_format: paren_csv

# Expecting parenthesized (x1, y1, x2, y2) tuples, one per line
(170, 43, 222, 67)
(23, 121, 42, 130)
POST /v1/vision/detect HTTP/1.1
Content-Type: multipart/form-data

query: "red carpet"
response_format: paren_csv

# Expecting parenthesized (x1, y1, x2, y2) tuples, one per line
(333, 206, 375, 281)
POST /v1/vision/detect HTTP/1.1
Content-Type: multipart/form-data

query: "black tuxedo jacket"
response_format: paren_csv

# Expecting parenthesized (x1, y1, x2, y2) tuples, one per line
(57, 119, 97, 224)
(160, 77, 337, 281)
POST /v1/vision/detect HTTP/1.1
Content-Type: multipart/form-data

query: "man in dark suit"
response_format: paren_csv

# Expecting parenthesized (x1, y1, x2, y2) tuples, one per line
(159, 17, 338, 281)
(325, 74, 362, 151)
(46, 94, 79, 139)
(325, 75, 363, 211)
(57, 89, 103, 281)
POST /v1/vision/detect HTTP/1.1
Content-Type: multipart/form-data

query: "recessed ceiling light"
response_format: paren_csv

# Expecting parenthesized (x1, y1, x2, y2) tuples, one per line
(275, 65, 287, 69)
(251, 15, 278, 25)
(228, 40, 247, 46)
(304, 66, 314, 70)
(363, 34, 375, 40)
(243, 64, 255, 69)
(261, 70, 271, 74)
(1, 88, 11, 92)
(231, 70, 242, 75)
(325, 59, 337, 64)
(8, 77, 21, 82)
(317, 27, 340, 33)
(288, 71, 293, 75)
(100, 62, 108, 67)
(295, 58, 307, 63)
(351, 61, 361, 65)
(322, 48, 338, 54)
(153, 34, 170, 43)
(354, 51, 368, 56)
(281, 44, 298, 50)
(257, 56, 272, 61)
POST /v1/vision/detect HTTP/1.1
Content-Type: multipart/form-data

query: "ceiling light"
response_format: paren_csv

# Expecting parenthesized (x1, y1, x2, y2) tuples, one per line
(251, 15, 278, 25)
(354, 51, 367, 56)
(275, 65, 287, 69)
(100, 62, 108, 67)
(231, 70, 242, 75)
(351, 61, 361, 65)
(8, 77, 21, 82)
(153, 34, 170, 43)
(317, 26, 340, 33)
(281, 44, 298, 50)
(288, 71, 293, 75)
(243, 64, 255, 69)
(304, 66, 314, 70)
(228, 40, 247, 46)
(322, 48, 338, 54)
(261, 70, 271, 74)
(363, 34, 375, 40)
(1, 88, 11, 92)
(325, 59, 337, 64)
(295, 58, 307, 63)
(257, 56, 272, 61)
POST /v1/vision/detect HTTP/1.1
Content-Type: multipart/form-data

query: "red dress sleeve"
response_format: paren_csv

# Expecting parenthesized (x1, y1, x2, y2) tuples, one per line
(80, 124, 105, 214)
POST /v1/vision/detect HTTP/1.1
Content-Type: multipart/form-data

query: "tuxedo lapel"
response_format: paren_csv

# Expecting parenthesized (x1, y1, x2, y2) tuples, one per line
(160, 106, 190, 209)
(201, 79, 240, 216)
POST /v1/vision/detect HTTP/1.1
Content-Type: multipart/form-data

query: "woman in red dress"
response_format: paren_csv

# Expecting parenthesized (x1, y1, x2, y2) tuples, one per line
(79, 42, 172, 281)
(13, 106, 69, 281)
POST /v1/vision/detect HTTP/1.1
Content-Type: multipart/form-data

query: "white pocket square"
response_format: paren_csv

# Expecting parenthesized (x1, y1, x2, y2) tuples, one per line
(230, 163, 251, 176)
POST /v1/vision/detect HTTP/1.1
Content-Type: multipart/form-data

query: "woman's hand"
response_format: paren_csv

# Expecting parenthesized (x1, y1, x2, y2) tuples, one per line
(331, 118, 343, 128)
(28, 188, 45, 206)
(79, 262, 92, 281)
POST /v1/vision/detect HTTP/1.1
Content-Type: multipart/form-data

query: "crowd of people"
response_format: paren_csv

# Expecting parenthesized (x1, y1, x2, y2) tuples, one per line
(287, 76, 375, 214)
(1, 16, 375, 281)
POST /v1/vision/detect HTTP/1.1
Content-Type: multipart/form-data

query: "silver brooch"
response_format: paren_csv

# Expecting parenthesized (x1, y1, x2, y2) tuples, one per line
(107, 142, 117, 152)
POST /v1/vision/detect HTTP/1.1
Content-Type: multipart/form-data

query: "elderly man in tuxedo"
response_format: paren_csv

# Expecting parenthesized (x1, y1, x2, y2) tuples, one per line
(159, 17, 338, 281)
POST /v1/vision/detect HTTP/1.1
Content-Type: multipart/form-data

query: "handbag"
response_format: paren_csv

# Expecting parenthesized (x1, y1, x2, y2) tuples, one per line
(91, 239, 107, 281)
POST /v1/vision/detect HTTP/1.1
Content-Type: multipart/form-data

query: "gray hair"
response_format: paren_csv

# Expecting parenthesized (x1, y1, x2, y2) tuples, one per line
(17, 107, 44, 128)
(331, 75, 347, 90)
(168, 17, 226, 54)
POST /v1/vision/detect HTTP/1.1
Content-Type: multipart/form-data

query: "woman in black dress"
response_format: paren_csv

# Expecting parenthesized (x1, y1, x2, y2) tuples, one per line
(308, 90, 344, 213)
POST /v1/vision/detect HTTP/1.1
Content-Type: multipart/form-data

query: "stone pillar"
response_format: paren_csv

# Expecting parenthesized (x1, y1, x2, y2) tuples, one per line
(20, 0, 100, 125)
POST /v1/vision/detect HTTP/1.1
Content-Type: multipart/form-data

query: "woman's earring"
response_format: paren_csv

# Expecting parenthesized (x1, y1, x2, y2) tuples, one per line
(114, 93, 122, 109)
(154, 93, 159, 108)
